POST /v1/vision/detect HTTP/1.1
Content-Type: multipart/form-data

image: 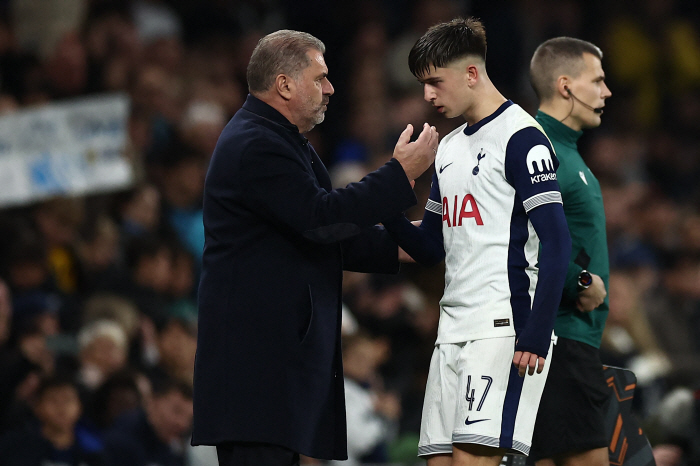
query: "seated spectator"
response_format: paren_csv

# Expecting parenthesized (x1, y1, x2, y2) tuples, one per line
(333, 331, 401, 466)
(103, 374, 193, 466)
(88, 370, 143, 432)
(96, 234, 172, 329)
(114, 184, 162, 239)
(0, 375, 105, 465)
(77, 320, 129, 392)
(154, 316, 196, 388)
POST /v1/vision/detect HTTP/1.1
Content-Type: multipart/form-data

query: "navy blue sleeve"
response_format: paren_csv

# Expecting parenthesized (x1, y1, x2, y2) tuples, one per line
(515, 203, 571, 356)
(505, 127, 571, 357)
(382, 171, 445, 266)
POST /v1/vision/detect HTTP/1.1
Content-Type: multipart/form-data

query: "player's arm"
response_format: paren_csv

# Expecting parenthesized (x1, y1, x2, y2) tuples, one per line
(505, 127, 571, 374)
(382, 171, 445, 266)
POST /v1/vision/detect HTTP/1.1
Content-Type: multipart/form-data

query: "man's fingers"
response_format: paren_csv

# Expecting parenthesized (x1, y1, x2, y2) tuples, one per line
(414, 122, 432, 145)
(528, 354, 538, 375)
(514, 351, 545, 376)
(396, 124, 414, 147)
(513, 351, 528, 377)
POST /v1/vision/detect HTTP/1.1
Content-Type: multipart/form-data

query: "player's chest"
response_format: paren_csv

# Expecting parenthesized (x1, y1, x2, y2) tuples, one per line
(436, 137, 507, 196)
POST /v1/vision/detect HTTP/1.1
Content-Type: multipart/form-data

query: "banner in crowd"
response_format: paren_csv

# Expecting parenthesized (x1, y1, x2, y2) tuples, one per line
(0, 93, 134, 207)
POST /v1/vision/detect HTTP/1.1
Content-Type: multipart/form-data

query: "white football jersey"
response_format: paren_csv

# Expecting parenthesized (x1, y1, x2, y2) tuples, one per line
(425, 101, 561, 344)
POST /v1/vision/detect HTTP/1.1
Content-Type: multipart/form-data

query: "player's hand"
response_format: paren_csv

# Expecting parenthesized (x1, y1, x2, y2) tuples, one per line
(513, 351, 545, 377)
(399, 247, 415, 263)
(576, 273, 606, 312)
(398, 221, 422, 262)
(393, 123, 438, 181)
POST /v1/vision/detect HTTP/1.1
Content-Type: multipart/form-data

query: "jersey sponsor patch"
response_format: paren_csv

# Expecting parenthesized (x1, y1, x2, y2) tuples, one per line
(525, 145, 555, 175)
(493, 318, 510, 327)
(531, 172, 557, 184)
(526, 145, 556, 184)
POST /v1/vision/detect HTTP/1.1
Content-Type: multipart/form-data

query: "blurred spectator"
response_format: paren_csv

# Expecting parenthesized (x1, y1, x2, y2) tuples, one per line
(333, 331, 401, 466)
(32, 197, 85, 296)
(103, 374, 192, 466)
(601, 270, 671, 416)
(88, 369, 143, 432)
(77, 319, 128, 392)
(149, 136, 205, 264)
(0, 375, 105, 466)
(114, 184, 162, 238)
(150, 316, 197, 388)
(98, 233, 172, 328)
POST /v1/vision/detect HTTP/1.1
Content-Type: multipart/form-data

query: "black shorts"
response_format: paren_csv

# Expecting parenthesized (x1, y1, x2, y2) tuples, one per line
(528, 337, 609, 462)
(216, 441, 300, 466)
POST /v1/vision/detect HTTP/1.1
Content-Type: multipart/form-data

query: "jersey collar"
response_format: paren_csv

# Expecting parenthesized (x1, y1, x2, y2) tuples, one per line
(463, 100, 513, 136)
(535, 110, 583, 148)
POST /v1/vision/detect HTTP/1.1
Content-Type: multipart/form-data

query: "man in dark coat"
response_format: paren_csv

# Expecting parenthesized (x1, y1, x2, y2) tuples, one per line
(192, 29, 438, 466)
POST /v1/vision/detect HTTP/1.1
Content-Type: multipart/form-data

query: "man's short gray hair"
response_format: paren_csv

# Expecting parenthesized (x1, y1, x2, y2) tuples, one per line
(247, 30, 326, 94)
(530, 37, 603, 102)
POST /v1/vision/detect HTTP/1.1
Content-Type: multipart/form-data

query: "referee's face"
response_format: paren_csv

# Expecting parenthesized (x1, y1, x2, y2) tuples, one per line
(568, 53, 611, 130)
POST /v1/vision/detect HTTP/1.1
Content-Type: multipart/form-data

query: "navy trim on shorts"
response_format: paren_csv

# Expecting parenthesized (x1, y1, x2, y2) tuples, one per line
(499, 365, 525, 451)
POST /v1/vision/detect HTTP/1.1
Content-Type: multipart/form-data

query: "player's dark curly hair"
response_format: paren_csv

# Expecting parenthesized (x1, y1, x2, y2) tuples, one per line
(408, 17, 487, 79)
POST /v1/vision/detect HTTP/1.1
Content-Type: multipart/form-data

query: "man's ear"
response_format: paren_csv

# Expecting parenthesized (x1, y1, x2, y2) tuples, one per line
(276, 74, 294, 101)
(556, 76, 571, 99)
(466, 64, 479, 87)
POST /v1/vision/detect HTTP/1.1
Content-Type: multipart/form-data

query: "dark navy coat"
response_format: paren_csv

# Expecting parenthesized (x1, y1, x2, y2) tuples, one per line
(192, 95, 417, 460)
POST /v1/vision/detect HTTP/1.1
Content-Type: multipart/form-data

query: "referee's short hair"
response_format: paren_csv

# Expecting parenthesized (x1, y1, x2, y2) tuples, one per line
(247, 30, 325, 94)
(408, 17, 487, 79)
(530, 37, 603, 102)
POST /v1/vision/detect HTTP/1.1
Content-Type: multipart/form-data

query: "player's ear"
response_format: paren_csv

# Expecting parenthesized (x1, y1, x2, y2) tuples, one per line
(466, 64, 479, 87)
(275, 74, 294, 101)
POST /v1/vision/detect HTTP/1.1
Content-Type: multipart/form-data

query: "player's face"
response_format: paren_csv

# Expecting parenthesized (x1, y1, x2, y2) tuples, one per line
(567, 53, 611, 129)
(292, 50, 334, 133)
(419, 62, 472, 119)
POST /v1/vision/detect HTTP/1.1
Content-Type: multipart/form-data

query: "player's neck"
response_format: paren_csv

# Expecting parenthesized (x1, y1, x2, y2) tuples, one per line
(462, 84, 507, 127)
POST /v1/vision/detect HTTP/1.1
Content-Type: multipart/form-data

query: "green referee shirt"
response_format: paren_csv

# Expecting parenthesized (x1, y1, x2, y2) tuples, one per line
(536, 110, 609, 348)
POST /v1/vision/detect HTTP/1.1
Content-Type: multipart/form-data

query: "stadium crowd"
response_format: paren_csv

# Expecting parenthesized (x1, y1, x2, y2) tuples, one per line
(0, 0, 699, 465)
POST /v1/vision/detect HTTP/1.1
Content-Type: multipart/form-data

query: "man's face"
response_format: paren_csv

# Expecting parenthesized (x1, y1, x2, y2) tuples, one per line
(147, 390, 193, 444)
(35, 385, 82, 432)
(291, 50, 334, 133)
(567, 53, 612, 129)
(419, 60, 472, 119)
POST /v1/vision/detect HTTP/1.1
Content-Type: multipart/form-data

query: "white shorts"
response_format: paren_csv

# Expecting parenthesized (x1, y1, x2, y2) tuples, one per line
(418, 336, 552, 457)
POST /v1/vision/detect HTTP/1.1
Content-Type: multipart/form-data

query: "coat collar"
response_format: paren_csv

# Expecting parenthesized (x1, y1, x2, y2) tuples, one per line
(242, 94, 298, 130)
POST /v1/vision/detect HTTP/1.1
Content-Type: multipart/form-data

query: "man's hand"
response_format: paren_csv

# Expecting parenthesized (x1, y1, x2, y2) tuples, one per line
(393, 123, 438, 181)
(576, 273, 606, 312)
(513, 351, 545, 377)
